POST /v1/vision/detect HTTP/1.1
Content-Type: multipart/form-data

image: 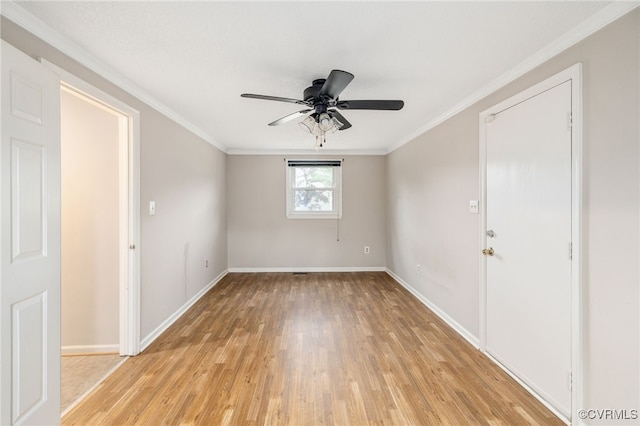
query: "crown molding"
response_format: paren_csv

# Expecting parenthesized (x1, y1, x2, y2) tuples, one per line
(387, 1, 640, 154)
(1, 1, 226, 153)
(226, 148, 387, 156)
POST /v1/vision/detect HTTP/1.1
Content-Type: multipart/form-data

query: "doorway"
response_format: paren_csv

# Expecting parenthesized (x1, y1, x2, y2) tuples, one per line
(58, 86, 126, 414)
(45, 60, 141, 414)
(479, 64, 582, 423)
(48, 66, 141, 357)
(61, 86, 121, 355)
(35, 60, 139, 419)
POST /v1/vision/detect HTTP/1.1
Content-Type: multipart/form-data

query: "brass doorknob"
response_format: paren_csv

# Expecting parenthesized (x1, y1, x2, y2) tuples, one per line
(482, 247, 494, 256)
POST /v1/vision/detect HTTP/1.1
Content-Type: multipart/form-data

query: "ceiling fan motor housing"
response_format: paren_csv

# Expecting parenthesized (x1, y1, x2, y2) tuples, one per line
(304, 80, 334, 120)
(304, 79, 327, 103)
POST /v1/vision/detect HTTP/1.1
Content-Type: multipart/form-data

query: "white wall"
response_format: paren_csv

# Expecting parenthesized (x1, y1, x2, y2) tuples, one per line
(60, 89, 120, 353)
(387, 10, 639, 421)
(227, 155, 386, 270)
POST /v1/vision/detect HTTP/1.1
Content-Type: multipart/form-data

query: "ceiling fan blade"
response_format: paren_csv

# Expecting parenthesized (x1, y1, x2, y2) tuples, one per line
(268, 109, 312, 126)
(320, 70, 354, 99)
(329, 110, 352, 130)
(241, 93, 308, 105)
(336, 100, 404, 110)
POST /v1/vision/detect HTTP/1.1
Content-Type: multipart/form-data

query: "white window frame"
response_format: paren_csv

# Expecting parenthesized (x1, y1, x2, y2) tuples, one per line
(286, 159, 342, 219)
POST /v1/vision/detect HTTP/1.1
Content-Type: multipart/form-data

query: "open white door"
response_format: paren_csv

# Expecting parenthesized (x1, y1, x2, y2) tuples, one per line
(1, 41, 61, 424)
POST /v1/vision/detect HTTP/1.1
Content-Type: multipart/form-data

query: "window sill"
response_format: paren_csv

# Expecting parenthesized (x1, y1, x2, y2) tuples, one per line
(286, 212, 342, 220)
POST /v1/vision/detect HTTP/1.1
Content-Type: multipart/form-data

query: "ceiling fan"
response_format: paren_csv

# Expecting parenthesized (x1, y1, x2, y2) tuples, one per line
(241, 70, 404, 148)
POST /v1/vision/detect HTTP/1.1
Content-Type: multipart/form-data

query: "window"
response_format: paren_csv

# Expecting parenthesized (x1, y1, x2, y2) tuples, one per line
(286, 159, 342, 219)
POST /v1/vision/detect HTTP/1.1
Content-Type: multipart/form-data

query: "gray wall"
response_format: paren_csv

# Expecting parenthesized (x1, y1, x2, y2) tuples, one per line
(387, 107, 480, 336)
(139, 106, 227, 338)
(227, 155, 386, 270)
(1, 18, 229, 343)
(386, 9, 639, 417)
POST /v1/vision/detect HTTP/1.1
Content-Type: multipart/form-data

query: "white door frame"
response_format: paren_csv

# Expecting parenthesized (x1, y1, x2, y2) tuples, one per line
(42, 60, 141, 357)
(479, 63, 582, 423)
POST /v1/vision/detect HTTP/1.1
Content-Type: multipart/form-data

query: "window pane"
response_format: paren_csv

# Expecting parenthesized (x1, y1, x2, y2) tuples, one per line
(294, 189, 333, 211)
(294, 167, 333, 188)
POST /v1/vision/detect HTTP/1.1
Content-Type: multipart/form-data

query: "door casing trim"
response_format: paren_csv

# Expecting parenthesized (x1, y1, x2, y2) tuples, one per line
(41, 59, 141, 357)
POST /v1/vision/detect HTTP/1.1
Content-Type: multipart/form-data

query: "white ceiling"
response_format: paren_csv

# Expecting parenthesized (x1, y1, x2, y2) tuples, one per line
(11, 1, 616, 154)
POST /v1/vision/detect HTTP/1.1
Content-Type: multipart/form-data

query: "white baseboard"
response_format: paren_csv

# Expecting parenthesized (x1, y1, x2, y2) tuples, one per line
(227, 266, 387, 273)
(61, 344, 119, 355)
(139, 269, 228, 352)
(385, 268, 480, 348)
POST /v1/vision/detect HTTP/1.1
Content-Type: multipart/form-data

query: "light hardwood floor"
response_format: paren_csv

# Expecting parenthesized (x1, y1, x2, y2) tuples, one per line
(62, 272, 562, 425)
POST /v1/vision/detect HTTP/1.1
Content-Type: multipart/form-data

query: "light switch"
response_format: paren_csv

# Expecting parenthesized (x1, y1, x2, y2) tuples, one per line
(469, 200, 479, 214)
(149, 201, 156, 216)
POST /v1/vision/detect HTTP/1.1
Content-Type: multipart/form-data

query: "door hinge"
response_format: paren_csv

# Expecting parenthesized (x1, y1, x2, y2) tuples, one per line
(567, 112, 573, 130)
(567, 372, 573, 391)
(568, 242, 572, 260)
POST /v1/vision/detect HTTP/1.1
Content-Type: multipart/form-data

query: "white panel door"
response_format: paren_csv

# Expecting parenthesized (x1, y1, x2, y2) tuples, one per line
(485, 80, 572, 416)
(1, 41, 61, 425)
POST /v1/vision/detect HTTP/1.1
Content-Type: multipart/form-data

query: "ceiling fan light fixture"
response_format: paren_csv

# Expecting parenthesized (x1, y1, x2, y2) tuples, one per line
(318, 112, 334, 132)
(299, 115, 316, 134)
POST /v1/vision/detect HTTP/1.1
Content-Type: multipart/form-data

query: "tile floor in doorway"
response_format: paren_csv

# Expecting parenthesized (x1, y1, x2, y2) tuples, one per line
(61, 354, 126, 413)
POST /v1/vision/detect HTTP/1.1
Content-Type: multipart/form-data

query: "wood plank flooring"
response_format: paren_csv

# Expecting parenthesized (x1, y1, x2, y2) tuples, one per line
(62, 272, 562, 425)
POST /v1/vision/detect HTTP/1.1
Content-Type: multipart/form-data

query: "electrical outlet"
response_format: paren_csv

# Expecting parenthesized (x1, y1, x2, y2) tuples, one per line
(364, 246, 370, 254)
(205, 260, 209, 268)
(416, 264, 421, 275)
